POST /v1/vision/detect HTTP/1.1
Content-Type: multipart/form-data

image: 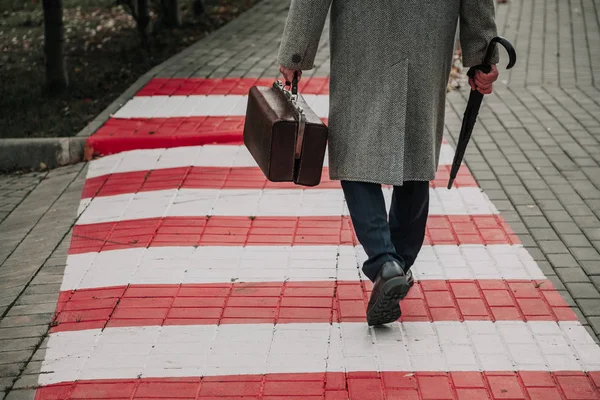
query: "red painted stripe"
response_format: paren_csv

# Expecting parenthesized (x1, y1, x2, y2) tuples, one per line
(69, 215, 519, 254)
(134, 77, 331, 96)
(34, 371, 600, 399)
(87, 117, 247, 156)
(81, 165, 478, 199)
(93, 116, 249, 140)
(50, 279, 576, 333)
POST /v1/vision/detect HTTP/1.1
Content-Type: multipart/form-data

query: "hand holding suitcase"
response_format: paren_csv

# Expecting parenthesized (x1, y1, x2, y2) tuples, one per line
(243, 73, 328, 187)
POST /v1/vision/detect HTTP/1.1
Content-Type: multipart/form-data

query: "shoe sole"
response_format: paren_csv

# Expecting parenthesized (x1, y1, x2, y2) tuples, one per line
(366, 275, 410, 326)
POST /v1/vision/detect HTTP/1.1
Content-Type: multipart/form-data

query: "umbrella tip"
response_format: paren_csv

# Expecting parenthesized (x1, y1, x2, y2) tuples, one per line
(447, 179, 455, 190)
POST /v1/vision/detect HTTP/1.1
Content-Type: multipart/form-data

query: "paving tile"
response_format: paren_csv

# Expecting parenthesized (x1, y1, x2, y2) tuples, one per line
(538, 240, 570, 254)
(575, 299, 600, 317)
(12, 373, 39, 390)
(530, 228, 560, 241)
(553, 222, 584, 234)
(555, 265, 593, 283)
(4, 389, 37, 400)
(0, 363, 22, 378)
(571, 247, 600, 261)
(7, 304, 57, 316)
(0, 338, 39, 353)
(580, 260, 600, 277)
(21, 361, 42, 376)
(0, 314, 53, 329)
(21, 285, 61, 296)
(0, 377, 14, 391)
(0, 351, 30, 365)
(589, 317, 600, 335)
(0, 325, 48, 341)
(565, 283, 600, 299)
(15, 294, 59, 306)
(544, 253, 580, 268)
(29, 347, 47, 363)
(560, 234, 593, 247)
(591, 276, 600, 291)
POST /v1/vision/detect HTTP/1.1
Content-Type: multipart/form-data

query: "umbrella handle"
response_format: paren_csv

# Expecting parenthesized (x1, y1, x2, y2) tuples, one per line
(467, 36, 517, 79)
(484, 36, 517, 69)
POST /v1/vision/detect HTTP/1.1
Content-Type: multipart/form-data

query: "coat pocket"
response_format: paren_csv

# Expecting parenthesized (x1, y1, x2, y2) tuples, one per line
(385, 58, 409, 169)
(388, 58, 409, 132)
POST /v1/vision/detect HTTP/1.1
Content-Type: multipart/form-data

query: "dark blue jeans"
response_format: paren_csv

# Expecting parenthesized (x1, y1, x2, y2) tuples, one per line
(341, 180, 430, 282)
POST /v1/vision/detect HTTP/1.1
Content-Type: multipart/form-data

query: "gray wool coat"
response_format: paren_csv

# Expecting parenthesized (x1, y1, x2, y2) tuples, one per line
(277, 0, 499, 186)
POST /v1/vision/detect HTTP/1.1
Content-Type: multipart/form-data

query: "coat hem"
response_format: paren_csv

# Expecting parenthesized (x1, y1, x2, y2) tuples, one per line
(328, 173, 434, 187)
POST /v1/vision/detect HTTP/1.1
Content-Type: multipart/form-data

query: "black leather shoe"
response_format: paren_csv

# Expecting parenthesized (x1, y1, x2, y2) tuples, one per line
(366, 260, 410, 326)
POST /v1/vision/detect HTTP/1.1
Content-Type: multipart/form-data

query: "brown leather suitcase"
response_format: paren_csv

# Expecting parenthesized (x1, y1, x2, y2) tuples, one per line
(242, 76, 328, 187)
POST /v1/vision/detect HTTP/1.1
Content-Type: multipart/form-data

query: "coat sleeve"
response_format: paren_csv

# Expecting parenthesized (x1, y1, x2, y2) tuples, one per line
(459, 0, 500, 67)
(277, 0, 333, 71)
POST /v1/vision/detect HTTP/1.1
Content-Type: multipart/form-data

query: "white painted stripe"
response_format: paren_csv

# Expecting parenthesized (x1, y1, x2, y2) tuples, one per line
(111, 94, 330, 119)
(85, 144, 458, 179)
(77, 198, 91, 218)
(61, 244, 544, 291)
(76, 187, 498, 225)
(40, 321, 600, 385)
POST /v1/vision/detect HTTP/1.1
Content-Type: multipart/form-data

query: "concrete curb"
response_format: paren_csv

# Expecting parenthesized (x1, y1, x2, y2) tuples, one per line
(0, 137, 86, 173)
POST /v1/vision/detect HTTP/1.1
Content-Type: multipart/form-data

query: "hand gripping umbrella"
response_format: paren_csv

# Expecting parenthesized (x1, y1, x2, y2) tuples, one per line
(447, 37, 517, 189)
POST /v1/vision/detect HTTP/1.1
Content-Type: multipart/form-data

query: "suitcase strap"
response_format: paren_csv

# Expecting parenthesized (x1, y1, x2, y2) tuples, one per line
(273, 73, 306, 160)
(295, 113, 306, 160)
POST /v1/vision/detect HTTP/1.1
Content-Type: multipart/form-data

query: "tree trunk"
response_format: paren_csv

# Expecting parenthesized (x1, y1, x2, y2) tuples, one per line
(162, 0, 181, 27)
(136, 0, 150, 48)
(192, 0, 205, 17)
(42, 0, 68, 94)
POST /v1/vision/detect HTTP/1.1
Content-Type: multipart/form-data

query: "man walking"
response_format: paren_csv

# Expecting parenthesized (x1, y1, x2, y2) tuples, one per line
(278, 0, 500, 326)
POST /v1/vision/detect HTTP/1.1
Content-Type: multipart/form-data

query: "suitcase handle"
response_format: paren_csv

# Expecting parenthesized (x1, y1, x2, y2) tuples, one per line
(288, 71, 299, 97)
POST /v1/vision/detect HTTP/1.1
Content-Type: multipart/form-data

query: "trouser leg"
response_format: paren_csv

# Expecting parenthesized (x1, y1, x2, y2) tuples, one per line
(341, 180, 404, 282)
(389, 181, 430, 270)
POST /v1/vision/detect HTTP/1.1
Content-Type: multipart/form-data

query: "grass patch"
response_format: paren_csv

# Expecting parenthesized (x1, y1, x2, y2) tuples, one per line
(0, 0, 259, 138)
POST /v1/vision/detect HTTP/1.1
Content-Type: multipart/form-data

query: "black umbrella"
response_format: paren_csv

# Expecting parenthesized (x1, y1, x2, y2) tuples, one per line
(447, 36, 517, 189)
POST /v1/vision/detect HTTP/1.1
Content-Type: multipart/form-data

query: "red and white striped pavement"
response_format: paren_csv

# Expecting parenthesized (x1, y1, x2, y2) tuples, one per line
(37, 78, 600, 399)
